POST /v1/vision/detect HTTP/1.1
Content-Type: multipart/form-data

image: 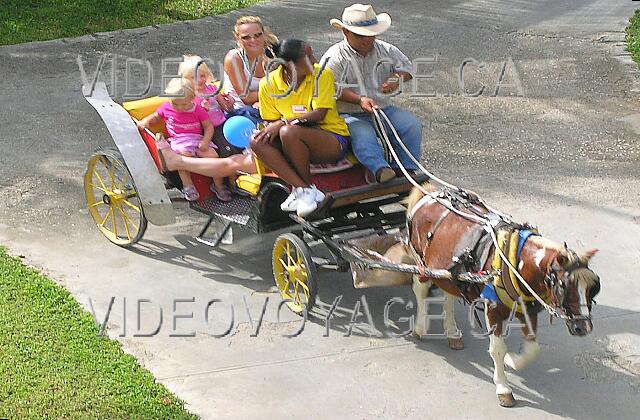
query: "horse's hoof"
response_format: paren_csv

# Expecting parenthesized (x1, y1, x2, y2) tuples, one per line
(411, 331, 422, 340)
(497, 393, 516, 407)
(447, 337, 464, 350)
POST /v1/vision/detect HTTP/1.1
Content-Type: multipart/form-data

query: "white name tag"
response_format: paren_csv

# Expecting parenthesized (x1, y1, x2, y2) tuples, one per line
(292, 105, 307, 114)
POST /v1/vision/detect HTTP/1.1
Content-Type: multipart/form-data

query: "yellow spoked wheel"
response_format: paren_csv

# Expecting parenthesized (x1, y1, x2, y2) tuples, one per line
(272, 233, 317, 315)
(84, 148, 147, 247)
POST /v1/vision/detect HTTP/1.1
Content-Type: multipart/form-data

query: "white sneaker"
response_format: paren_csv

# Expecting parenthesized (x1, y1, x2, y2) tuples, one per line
(280, 187, 302, 212)
(296, 186, 322, 217)
(311, 184, 325, 202)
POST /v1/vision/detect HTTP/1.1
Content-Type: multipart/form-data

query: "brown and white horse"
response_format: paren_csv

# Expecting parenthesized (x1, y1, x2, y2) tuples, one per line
(404, 183, 601, 407)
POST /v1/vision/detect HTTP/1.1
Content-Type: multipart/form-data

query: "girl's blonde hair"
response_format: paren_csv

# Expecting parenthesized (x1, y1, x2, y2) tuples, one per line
(233, 16, 278, 50)
(178, 55, 215, 85)
(164, 77, 196, 99)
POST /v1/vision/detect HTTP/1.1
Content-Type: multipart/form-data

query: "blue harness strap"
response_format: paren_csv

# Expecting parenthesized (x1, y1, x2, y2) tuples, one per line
(481, 283, 499, 302)
(517, 229, 538, 262)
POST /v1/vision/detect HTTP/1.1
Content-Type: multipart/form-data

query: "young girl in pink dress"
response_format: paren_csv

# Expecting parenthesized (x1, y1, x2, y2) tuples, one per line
(137, 78, 220, 202)
(179, 55, 238, 200)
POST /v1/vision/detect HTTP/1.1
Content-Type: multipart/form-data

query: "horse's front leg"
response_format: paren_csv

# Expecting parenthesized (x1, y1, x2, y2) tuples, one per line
(504, 313, 540, 371)
(411, 275, 432, 338)
(411, 276, 464, 350)
(486, 305, 516, 407)
(443, 292, 464, 350)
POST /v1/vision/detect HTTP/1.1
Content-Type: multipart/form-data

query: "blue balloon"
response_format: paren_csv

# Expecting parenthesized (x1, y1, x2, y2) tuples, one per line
(223, 116, 256, 148)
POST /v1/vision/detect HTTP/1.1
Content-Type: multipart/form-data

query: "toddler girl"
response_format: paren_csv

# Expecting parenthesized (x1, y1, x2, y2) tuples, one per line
(137, 77, 221, 201)
(179, 55, 237, 200)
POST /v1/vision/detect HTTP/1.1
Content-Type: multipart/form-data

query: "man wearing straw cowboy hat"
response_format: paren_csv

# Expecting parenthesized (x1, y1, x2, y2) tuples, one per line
(320, 4, 422, 183)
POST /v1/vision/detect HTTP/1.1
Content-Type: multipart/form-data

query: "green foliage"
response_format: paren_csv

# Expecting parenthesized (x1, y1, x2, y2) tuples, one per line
(626, 9, 640, 67)
(0, 0, 258, 45)
(0, 248, 196, 419)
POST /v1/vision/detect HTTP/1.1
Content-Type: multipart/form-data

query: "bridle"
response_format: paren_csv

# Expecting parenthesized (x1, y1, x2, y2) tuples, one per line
(544, 249, 599, 322)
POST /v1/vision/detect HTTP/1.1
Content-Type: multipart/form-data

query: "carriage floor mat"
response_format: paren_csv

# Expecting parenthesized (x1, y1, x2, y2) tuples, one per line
(191, 195, 254, 226)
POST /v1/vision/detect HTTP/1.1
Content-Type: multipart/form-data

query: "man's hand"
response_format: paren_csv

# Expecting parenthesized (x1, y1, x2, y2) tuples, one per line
(381, 78, 400, 94)
(359, 96, 379, 113)
(381, 72, 404, 94)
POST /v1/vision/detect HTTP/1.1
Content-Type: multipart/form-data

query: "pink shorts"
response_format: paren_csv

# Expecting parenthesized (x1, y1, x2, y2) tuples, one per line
(169, 133, 217, 156)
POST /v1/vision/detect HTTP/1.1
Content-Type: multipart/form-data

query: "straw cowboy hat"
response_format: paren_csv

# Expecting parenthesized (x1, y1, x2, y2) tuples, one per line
(330, 4, 391, 36)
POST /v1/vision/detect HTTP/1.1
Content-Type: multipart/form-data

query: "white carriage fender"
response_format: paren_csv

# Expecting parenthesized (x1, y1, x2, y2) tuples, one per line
(83, 82, 175, 226)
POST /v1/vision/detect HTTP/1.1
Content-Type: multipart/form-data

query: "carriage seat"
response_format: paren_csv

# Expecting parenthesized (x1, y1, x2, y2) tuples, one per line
(122, 95, 367, 197)
(309, 154, 356, 174)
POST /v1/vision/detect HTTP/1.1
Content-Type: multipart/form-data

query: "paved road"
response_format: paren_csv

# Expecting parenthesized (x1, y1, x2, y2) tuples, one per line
(1, 0, 639, 418)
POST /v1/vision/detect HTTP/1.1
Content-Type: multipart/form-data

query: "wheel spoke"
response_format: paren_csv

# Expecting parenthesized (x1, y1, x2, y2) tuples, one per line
(292, 280, 301, 305)
(90, 201, 105, 208)
(99, 207, 112, 227)
(93, 168, 108, 192)
(111, 206, 118, 237)
(119, 207, 139, 233)
(89, 183, 108, 194)
(285, 242, 293, 266)
(99, 157, 118, 190)
(121, 198, 141, 213)
(297, 278, 310, 299)
(296, 249, 303, 265)
(118, 171, 129, 190)
(118, 207, 132, 240)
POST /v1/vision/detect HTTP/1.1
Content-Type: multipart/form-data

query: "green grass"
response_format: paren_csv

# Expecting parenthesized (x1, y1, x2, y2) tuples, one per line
(626, 9, 640, 66)
(0, 248, 196, 419)
(0, 0, 259, 46)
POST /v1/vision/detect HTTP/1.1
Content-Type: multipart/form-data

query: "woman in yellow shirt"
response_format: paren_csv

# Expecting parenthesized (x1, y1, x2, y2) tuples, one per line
(250, 39, 350, 217)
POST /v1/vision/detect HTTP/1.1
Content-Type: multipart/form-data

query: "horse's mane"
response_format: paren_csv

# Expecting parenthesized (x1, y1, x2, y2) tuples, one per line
(528, 235, 562, 251)
(527, 236, 598, 287)
(571, 267, 599, 288)
(406, 182, 437, 214)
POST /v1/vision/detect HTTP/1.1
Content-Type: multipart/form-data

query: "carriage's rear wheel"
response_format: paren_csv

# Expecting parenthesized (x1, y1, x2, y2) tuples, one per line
(84, 148, 147, 247)
(272, 233, 317, 315)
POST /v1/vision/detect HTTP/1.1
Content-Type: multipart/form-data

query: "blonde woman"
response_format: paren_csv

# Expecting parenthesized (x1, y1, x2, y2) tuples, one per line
(223, 16, 278, 122)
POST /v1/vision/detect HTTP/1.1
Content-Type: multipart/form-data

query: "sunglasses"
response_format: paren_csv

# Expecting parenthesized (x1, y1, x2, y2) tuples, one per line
(240, 32, 264, 41)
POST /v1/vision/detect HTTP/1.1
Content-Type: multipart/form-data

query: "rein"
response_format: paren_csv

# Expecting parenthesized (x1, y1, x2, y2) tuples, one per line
(372, 109, 571, 320)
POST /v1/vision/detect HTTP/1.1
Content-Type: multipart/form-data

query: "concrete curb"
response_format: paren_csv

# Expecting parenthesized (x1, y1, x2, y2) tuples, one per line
(596, 31, 640, 93)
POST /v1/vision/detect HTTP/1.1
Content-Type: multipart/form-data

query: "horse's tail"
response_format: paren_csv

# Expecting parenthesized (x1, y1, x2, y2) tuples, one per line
(406, 182, 436, 214)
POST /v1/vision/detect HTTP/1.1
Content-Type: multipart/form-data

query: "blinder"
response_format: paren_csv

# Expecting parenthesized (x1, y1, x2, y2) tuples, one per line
(587, 278, 601, 302)
(545, 251, 598, 320)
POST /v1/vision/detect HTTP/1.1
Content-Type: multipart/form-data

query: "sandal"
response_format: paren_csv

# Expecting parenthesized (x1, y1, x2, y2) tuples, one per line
(210, 184, 232, 202)
(182, 185, 200, 201)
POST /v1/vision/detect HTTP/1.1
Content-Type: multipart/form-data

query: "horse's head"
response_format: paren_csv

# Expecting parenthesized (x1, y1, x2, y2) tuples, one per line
(548, 247, 600, 336)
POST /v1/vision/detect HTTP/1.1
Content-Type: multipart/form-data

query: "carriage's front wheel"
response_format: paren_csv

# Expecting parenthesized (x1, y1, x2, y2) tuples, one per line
(84, 148, 147, 247)
(272, 233, 317, 315)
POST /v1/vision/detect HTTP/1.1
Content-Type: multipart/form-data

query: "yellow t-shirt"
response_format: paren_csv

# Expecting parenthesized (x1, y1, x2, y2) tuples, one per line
(259, 64, 350, 137)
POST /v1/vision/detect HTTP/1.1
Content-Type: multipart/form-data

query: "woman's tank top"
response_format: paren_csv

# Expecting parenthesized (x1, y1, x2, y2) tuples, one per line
(223, 49, 262, 110)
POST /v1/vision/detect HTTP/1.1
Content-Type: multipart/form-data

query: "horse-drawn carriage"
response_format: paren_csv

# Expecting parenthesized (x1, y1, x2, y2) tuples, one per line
(82, 81, 445, 314)
(83, 81, 601, 407)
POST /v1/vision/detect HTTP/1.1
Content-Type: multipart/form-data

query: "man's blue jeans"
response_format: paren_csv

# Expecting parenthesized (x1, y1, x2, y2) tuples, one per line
(342, 106, 423, 174)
